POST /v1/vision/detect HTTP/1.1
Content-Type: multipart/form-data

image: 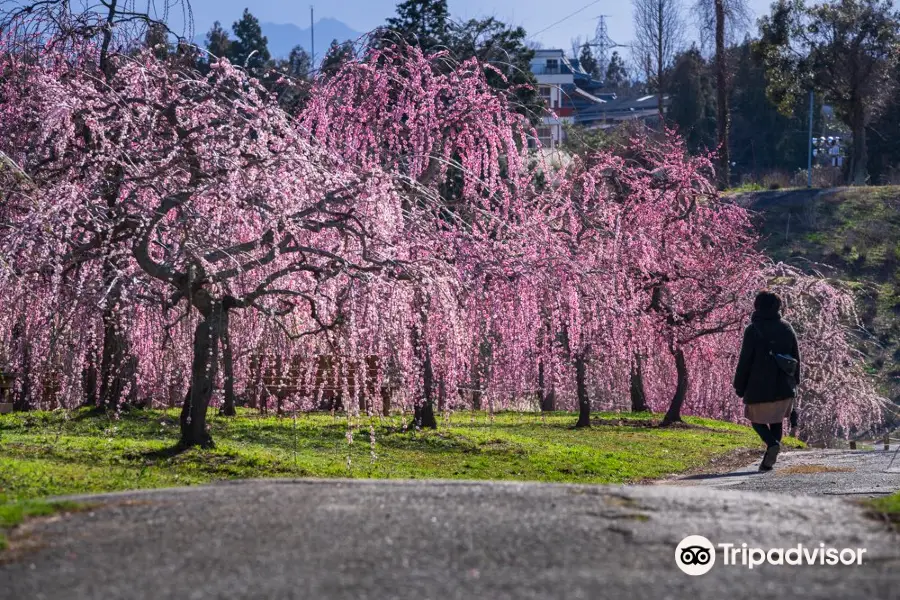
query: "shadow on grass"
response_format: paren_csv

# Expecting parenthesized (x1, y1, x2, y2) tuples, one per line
(140, 445, 193, 461)
(677, 470, 760, 481)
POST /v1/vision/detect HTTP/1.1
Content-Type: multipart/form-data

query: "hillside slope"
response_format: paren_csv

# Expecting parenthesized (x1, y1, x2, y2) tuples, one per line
(733, 187, 900, 406)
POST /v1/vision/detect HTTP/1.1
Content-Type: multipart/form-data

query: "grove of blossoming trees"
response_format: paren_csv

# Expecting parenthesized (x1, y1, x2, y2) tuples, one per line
(0, 21, 888, 446)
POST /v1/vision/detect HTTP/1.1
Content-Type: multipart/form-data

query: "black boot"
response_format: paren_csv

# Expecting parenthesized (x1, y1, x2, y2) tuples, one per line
(760, 443, 780, 471)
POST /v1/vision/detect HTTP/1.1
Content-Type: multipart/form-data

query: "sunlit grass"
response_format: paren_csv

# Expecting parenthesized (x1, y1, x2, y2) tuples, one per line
(0, 496, 85, 551)
(0, 408, 798, 500)
(869, 491, 900, 525)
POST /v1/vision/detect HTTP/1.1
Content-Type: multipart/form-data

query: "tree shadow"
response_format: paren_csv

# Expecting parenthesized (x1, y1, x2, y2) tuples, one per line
(140, 444, 194, 460)
(71, 406, 108, 420)
(677, 470, 760, 481)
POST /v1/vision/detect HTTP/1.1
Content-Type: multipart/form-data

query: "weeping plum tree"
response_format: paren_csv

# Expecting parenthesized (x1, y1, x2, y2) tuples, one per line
(542, 130, 761, 426)
(762, 263, 886, 442)
(302, 42, 541, 427)
(0, 48, 459, 446)
(1, 0, 195, 413)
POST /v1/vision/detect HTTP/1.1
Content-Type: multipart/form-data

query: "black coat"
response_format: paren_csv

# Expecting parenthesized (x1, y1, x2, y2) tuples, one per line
(733, 308, 801, 404)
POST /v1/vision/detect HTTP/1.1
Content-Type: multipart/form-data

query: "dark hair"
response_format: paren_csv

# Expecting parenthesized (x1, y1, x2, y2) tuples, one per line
(754, 290, 782, 314)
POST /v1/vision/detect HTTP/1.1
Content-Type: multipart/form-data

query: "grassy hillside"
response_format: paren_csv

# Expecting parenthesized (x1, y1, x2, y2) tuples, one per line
(733, 186, 900, 404)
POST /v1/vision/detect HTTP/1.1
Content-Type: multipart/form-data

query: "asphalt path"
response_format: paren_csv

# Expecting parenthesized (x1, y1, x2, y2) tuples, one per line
(2, 472, 899, 599)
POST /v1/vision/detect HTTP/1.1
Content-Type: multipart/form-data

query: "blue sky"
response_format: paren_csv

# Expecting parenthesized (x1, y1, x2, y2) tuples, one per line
(185, 0, 776, 56)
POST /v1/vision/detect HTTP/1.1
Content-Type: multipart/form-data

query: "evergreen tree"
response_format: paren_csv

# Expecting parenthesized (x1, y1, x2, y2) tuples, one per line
(284, 45, 312, 78)
(229, 8, 271, 75)
(144, 22, 169, 60)
(729, 40, 817, 179)
(448, 17, 539, 121)
(320, 39, 355, 77)
(757, 0, 900, 184)
(266, 45, 313, 114)
(385, 0, 450, 52)
(669, 46, 717, 154)
(605, 51, 629, 90)
(205, 21, 231, 60)
(867, 62, 900, 183)
(578, 43, 600, 79)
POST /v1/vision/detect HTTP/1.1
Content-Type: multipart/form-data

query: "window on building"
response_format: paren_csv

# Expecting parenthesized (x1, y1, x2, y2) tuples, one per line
(545, 59, 559, 74)
(538, 86, 552, 106)
(536, 126, 553, 148)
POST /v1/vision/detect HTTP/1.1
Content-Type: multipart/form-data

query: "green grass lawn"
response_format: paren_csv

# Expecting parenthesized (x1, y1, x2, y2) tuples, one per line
(0, 407, 800, 548)
(0, 498, 84, 550)
(0, 408, 798, 497)
(870, 491, 900, 525)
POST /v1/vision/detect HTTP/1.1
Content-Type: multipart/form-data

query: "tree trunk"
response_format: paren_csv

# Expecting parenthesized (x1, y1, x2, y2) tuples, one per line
(714, 0, 730, 189)
(574, 350, 590, 428)
(471, 383, 482, 411)
(82, 352, 98, 408)
(98, 167, 128, 414)
(99, 0, 118, 78)
(98, 301, 127, 413)
(380, 385, 392, 416)
(630, 354, 649, 413)
(410, 301, 437, 429)
(437, 377, 446, 414)
(180, 306, 225, 448)
(471, 358, 483, 412)
(657, 19, 664, 119)
(10, 312, 30, 411)
(14, 366, 30, 411)
(849, 105, 868, 185)
(471, 338, 491, 411)
(538, 358, 556, 411)
(219, 310, 236, 416)
(412, 351, 437, 429)
(662, 346, 688, 425)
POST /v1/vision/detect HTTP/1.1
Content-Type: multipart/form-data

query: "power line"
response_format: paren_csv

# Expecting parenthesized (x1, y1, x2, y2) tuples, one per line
(530, 0, 605, 39)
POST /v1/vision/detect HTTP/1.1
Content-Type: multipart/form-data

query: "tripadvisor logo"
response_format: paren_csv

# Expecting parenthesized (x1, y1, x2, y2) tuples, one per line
(675, 535, 868, 575)
(675, 535, 716, 576)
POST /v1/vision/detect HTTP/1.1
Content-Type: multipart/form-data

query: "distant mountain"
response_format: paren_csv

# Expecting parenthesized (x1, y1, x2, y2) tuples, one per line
(193, 18, 363, 63)
(265, 19, 363, 60)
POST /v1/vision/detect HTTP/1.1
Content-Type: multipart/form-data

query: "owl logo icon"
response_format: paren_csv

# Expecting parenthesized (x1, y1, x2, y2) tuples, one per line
(675, 535, 716, 575)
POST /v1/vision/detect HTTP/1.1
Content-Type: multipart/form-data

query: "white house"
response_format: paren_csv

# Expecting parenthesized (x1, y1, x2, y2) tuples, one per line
(529, 49, 579, 148)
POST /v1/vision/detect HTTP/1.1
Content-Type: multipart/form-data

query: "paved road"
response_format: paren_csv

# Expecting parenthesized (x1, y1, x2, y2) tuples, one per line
(665, 448, 900, 497)
(2, 477, 898, 600)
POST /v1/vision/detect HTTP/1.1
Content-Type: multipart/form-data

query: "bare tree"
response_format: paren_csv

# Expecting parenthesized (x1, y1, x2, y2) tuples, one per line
(693, 0, 751, 54)
(693, 0, 751, 188)
(0, 1, 194, 73)
(632, 0, 684, 116)
(571, 35, 585, 61)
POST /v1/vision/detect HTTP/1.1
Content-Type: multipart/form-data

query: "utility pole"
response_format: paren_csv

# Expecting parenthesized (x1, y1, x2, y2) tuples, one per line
(310, 5, 315, 68)
(807, 90, 814, 188)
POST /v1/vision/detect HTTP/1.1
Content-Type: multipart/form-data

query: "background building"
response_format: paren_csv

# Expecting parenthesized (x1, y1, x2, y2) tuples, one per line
(530, 49, 669, 148)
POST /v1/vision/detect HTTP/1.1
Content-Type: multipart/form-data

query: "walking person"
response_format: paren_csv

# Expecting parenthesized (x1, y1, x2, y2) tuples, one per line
(733, 291, 801, 471)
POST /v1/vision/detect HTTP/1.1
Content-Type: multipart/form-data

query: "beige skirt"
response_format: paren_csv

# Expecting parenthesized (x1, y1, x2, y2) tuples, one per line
(744, 398, 793, 424)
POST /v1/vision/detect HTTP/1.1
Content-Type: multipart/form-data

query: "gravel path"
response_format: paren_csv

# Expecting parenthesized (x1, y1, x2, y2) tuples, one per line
(664, 448, 900, 497)
(2, 476, 898, 600)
